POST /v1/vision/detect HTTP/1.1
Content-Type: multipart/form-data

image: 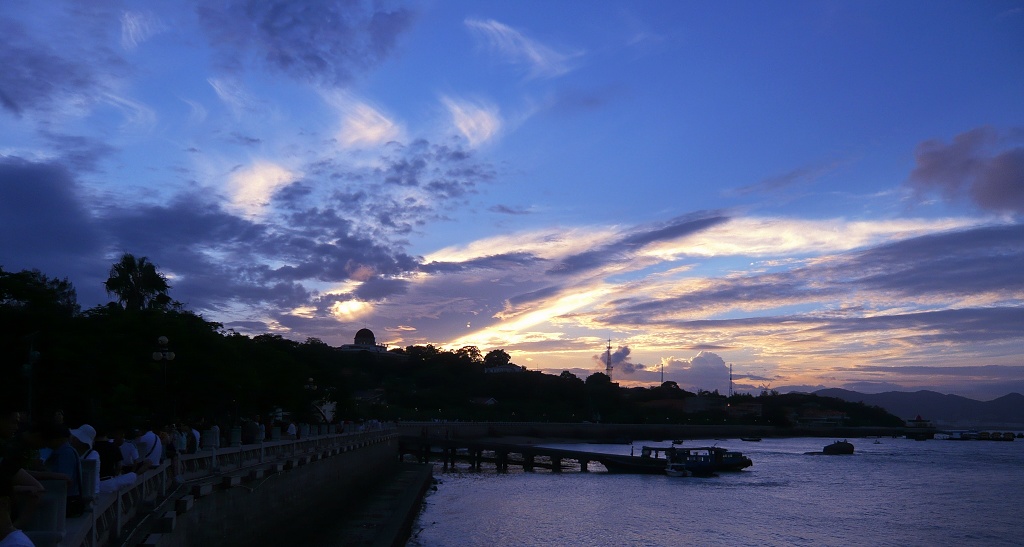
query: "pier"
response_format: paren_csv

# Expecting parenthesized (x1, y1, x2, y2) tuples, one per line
(400, 436, 615, 472)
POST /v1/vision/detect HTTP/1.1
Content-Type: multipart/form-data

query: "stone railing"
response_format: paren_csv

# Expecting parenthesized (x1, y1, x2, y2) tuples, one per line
(23, 424, 396, 547)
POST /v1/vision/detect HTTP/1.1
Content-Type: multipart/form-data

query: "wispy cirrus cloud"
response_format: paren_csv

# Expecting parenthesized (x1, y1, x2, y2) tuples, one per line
(322, 92, 403, 148)
(227, 161, 298, 217)
(465, 18, 582, 79)
(120, 10, 164, 51)
(441, 96, 501, 147)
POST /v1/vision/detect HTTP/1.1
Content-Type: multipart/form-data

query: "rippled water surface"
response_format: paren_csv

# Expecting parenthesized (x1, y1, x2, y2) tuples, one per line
(408, 437, 1024, 546)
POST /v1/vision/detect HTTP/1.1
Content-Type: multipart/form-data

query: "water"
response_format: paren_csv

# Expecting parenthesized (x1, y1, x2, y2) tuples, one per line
(408, 437, 1024, 546)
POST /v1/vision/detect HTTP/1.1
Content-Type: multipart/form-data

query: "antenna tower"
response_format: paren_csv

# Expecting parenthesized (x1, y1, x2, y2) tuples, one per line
(729, 363, 734, 397)
(605, 339, 613, 381)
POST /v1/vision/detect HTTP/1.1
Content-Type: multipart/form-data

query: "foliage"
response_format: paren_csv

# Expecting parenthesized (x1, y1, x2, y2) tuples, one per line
(103, 253, 172, 312)
(1, 259, 908, 431)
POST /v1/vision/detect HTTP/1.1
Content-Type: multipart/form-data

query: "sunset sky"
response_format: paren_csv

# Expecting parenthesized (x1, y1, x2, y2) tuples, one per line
(2, 1, 1022, 399)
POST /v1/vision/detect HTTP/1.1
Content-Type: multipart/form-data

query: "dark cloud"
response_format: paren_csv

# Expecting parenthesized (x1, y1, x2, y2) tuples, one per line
(489, 204, 530, 215)
(731, 162, 840, 196)
(0, 156, 102, 264)
(548, 213, 728, 275)
(420, 252, 541, 274)
(195, 0, 417, 86)
(595, 345, 645, 374)
(848, 224, 1024, 296)
(604, 223, 1023, 327)
(353, 276, 409, 300)
(0, 19, 100, 115)
(376, 140, 493, 200)
(907, 126, 1024, 213)
(39, 132, 117, 172)
(229, 132, 262, 146)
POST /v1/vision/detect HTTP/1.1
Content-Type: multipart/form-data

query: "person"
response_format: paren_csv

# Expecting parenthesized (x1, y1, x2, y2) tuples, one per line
(68, 425, 99, 499)
(240, 418, 259, 445)
(92, 428, 136, 494)
(180, 424, 197, 455)
(36, 423, 84, 517)
(130, 426, 162, 472)
(113, 429, 143, 474)
(1, 405, 44, 547)
(158, 430, 181, 483)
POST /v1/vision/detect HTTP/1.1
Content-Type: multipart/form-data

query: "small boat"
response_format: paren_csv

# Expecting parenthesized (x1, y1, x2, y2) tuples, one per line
(665, 462, 691, 477)
(822, 440, 854, 455)
(740, 437, 761, 442)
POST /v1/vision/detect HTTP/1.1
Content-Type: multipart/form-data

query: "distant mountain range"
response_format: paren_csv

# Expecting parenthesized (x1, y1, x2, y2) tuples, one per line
(812, 388, 1024, 427)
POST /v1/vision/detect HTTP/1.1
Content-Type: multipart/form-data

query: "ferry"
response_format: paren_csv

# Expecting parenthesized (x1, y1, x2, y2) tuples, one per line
(597, 445, 752, 475)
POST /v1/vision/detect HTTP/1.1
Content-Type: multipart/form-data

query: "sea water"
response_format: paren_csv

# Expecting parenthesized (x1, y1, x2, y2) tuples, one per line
(407, 437, 1024, 546)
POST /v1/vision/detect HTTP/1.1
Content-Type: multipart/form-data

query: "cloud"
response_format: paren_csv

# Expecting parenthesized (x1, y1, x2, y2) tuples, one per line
(489, 204, 531, 215)
(195, 1, 416, 85)
(0, 18, 103, 115)
(465, 18, 582, 79)
(547, 212, 729, 275)
(120, 10, 165, 50)
(441, 96, 501, 147)
(322, 92, 403, 148)
(907, 126, 1024, 214)
(0, 156, 105, 300)
(595, 344, 646, 375)
(208, 78, 261, 117)
(227, 161, 298, 217)
(730, 161, 842, 196)
(662, 351, 730, 392)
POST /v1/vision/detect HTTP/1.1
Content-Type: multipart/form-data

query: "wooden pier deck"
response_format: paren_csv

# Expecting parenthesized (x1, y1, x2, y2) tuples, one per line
(399, 436, 636, 473)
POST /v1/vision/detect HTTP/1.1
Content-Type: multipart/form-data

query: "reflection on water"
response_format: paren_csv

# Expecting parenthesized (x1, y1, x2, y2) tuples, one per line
(408, 437, 1024, 547)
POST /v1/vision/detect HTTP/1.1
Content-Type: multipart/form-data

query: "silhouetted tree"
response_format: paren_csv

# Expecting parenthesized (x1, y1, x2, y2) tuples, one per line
(483, 348, 511, 367)
(103, 253, 171, 311)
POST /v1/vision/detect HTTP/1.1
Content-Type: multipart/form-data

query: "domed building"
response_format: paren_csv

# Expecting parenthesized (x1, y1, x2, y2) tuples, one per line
(339, 328, 388, 354)
(354, 328, 376, 346)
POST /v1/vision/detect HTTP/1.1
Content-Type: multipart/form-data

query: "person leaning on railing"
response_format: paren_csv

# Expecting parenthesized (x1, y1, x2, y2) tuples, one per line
(1, 405, 45, 546)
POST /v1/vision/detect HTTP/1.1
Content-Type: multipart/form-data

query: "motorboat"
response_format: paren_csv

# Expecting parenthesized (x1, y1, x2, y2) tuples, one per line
(822, 440, 854, 455)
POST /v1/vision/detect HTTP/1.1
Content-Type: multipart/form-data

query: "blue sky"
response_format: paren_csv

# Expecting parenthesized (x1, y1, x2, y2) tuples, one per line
(2, 1, 1022, 399)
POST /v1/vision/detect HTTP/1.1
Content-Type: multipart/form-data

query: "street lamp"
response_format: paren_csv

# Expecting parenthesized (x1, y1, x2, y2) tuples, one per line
(153, 336, 175, 421)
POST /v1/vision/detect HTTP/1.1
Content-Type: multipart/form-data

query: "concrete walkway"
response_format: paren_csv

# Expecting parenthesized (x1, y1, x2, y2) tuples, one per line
(309, 463, 434, 547)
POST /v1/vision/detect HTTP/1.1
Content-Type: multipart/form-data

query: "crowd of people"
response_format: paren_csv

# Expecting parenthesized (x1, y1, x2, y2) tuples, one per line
(0, 405, 307, 547)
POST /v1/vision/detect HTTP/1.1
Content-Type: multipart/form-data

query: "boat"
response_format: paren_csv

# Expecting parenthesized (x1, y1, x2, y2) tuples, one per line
(665, 462, 691, 477)
(669, 446, 753, 474)
(597, 445, 753, 475)
(822, 440, 854, 455)
(740, 437, 761, 442)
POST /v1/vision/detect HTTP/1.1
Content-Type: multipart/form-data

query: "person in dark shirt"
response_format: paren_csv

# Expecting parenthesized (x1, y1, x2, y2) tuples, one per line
(1, 406, 44, 544)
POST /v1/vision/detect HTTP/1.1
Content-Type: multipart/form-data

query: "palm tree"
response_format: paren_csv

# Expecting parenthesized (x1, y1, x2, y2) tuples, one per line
(103, 253, 171, 311)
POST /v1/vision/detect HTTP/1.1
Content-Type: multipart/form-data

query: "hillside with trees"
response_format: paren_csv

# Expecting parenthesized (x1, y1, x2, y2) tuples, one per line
(2, 257, 904, 430)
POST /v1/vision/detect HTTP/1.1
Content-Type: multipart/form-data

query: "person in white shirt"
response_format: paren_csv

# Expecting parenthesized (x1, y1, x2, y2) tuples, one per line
(131, 427, 163, 471)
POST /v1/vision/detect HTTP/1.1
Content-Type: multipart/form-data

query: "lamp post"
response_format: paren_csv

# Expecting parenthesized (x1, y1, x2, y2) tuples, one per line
(152, 336, 175, 421)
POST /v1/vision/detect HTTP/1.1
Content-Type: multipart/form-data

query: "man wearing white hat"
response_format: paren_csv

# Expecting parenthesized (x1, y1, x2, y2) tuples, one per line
(69, 425, 100, 497)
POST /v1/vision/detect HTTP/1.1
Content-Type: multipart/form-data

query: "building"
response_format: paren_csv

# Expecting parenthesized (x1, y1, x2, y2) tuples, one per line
(338, 328, 389, 354)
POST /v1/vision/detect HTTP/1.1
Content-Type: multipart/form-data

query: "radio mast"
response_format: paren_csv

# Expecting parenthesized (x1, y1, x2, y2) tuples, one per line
(729, 363, 734, 397)
(605, 339, 613, 381)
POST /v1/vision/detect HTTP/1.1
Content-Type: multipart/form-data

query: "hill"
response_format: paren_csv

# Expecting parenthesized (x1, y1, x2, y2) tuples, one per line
(814, 389, 1024, 427)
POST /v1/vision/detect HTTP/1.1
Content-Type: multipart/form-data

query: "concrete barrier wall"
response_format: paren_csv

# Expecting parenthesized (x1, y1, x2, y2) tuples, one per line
(164, 438, 399, 547)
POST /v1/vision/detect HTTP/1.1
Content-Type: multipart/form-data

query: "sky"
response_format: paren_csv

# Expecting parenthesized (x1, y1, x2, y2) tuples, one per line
(2, 1, 1023, 401)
